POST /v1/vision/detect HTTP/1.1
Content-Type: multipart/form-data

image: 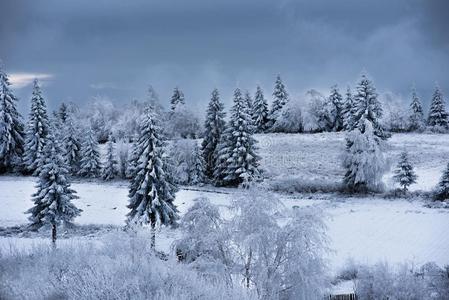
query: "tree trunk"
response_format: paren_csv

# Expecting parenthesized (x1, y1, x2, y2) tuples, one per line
(245, 248, 252, 288)
(150, 216, 156, 249)
(52, 224, 57, 246)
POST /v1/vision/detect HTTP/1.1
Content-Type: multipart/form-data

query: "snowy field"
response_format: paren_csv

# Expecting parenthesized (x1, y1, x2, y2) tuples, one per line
(1, 132, 449, 273)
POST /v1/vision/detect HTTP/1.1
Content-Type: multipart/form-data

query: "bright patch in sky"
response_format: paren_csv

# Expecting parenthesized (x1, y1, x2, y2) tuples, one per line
(9, 72, 53, 88)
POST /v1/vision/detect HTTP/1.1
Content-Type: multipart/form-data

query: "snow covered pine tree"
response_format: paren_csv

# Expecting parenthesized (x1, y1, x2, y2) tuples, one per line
(351, 74, 389, 139)
(408, 87, 425, 132)
(342, 86, 355, 131)
(267, 75, 288, 129)
(170, 87, 185, 111)
(201, 88, 226, 179)
(23, 79, 50, 175)
(102, 135, 118, 180)
(252, 85, 269, 133)
(127, 106, 178, 248)
(189, 143, 205, 185)
(78, 128, 102, 177)
(393, 151, 417, 193)
(214, 88, 260, 187)
(328, 85, 344, 131)
(26, 132, 81, 244)
(62, 113, 82, 175)
(427, 85, 448, 132)
(343, 118, 387, 193)
(0, 64, 25, 173)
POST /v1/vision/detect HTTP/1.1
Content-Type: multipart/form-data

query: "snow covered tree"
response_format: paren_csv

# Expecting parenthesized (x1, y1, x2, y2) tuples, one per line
(201, 89, 226, 179)
(434, 163, 449, 201)
(78, 128, 102, 177)
(306, 89, 333, 132)
(342, 86, 355, 131)
(189, 144, 205, 185)
(427, 86, 448, 131)
(328, 85, 344, 131)
(23, 79, 50, 175)
(271, 98, 303, 133)
(244, 90, 254, 127)
(214, 88, 260, 187)
(0, 65, 25, 173)
(343, 118, 388, 193)
(408, 88, 425, 132)
(393, 151, 417, 193)
(58, 102, 68, 124)
(351, 74, 389, 139)
(116, 140, 129, 179)
(170, 87, 185, 111)
(102, 136, 118, 180)
(26, 132, 81, 244)
(252, 85, 269, 132)
(127, 106, 178, 248)
(62, 113, 81, 175)
(267, 75, 288, 129)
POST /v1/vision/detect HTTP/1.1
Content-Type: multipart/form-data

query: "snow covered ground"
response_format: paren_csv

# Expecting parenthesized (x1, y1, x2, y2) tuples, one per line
(1, 166, 449, 273)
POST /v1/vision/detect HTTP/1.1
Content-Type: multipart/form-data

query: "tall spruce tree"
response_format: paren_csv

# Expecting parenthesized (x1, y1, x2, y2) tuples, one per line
(342, 86, 354, 131)
(267, 75, 288, 129)
(62, 113, 81, 175)
(244, 90, 254, 127)
(58, 102, 68, 124)
(214, 88, 260, 187)
(408, 87, 425, 132)
(126, 134, 139, 179)
(393, 151, 417, 193)
(201, 89, 226, 179)
(0, 65, 25, 173)
(253, 85, 269, 133)
(102, 136, 118, 180)
(78, 128, 102, 177)
(26, 132, 81, 244)
(427, 86, 448, 130)
(329, 85, 344, 131)
(23, 79, 50, 175)
(434, 163, 449, 201)
(127, 106, 178, 248)
(352, 74, 389, 139)
(190, 143, 205, 185)
(170, 87, 185, 111)
(343, 117, 387, 193)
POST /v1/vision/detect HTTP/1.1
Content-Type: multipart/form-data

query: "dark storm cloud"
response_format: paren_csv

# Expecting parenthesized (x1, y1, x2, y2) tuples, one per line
(0, 0, 448, 112)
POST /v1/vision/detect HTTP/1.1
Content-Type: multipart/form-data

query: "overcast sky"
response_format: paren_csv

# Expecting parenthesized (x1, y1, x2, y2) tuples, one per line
(1, 0, 448, 112)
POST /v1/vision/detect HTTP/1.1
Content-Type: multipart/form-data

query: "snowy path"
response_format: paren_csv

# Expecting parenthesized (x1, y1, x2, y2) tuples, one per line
(1, 175, 448, 272)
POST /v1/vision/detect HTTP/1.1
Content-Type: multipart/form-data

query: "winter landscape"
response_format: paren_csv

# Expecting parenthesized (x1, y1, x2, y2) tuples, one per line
(1, 1, 449, 299)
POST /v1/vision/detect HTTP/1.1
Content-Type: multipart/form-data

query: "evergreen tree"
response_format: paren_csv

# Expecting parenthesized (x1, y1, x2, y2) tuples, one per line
(170, 87, 185, 111)
(26, 132, 81, 243)
(253, 85, 269, 133)
(189, 143, 205, 185)
(62, 113, 81, 175)
(127, 106, 178, 248)
(214, 88, 260, 187)
(0, 65, 25, 173)
(201, 89, 226, 179)
(427, 86, 448, 130)
(434, 163, 449, 201)
(328, 85, 344, 131)
(58, 102, 68, 124)
(351, 74, 389, 139)
(408, 87, 425, 132)
(23, 79, 50, 175)
(393, 151, 417, 193)
(267, 75, 288, 129)
(342, 86, 354, 131)
(78, 128, 102, 177)
(343, 118, 387, 193)
(102, 136, 118, 180)
(244, 90, 254, 127)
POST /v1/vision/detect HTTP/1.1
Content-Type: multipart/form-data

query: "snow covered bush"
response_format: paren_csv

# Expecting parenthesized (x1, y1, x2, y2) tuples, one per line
(169, 139, 205, 185)
(271, 98, 304, 133)
(174, 197, 233, 283)
(268, 176, 342, 193)
(355, 262, 427, 300)
(0, 231, 255, 300)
